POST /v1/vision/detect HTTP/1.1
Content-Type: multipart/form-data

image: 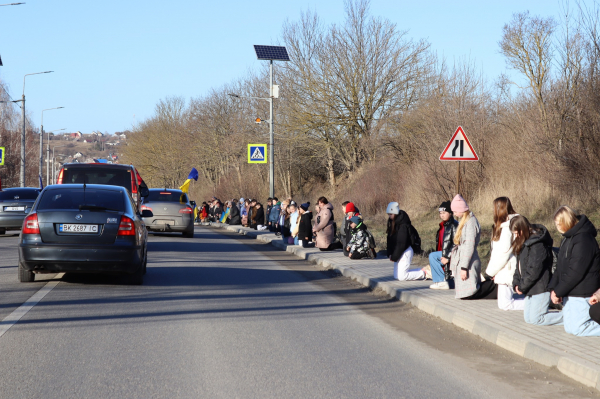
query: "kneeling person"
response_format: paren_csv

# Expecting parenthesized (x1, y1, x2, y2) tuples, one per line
(346, 216, 375, 259)
(429, 201, 458, 290)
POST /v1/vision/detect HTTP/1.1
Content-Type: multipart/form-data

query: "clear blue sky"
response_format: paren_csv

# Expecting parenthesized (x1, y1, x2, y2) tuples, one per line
(0, 0, 567, 134)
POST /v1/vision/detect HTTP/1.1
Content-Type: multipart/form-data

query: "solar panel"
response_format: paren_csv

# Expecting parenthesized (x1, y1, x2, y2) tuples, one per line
(254, 45, 290, 61)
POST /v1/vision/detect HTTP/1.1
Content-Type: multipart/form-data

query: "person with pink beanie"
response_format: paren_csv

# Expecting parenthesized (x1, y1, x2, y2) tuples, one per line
(448, 195, 489, 299)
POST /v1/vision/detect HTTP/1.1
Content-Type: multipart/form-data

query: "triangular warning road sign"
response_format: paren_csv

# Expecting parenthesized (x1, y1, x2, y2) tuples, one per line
(250, 147, 264, 160)
(439, 126, 479, 161)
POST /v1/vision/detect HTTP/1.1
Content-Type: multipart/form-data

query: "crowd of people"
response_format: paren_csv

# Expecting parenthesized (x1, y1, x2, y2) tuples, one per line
(197, 193, 600, 337)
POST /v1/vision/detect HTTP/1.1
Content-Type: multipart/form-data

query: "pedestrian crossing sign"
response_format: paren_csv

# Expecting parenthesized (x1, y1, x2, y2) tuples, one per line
(248, 144, 267, 164)
(0, 147, 4, 166)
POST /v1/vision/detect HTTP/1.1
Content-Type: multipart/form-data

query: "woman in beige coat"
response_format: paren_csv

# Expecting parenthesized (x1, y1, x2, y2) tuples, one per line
(312, 197, 337, 251)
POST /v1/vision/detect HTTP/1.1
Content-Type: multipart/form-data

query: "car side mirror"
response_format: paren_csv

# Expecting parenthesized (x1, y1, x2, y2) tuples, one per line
(139, 186, 149, 198)
(141, 209, 153, 218)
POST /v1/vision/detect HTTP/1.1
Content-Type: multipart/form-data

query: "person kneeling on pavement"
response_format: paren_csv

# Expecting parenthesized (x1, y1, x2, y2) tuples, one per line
(429, 201, 458, 290)
(346, 216, 376, 260)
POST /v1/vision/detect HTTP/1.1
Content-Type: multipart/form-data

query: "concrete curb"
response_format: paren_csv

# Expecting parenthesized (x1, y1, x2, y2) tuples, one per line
(205, 222, 600, 390)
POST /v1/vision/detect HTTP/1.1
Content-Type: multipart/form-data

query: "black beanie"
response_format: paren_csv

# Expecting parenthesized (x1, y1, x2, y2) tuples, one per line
(300, 202, 310, 211)
(439, 201, 452, 213)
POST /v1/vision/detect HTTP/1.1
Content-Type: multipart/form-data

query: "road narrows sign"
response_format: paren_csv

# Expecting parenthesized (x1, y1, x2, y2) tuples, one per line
(439, 126, 479, 161)
(248, 144, 267, 164)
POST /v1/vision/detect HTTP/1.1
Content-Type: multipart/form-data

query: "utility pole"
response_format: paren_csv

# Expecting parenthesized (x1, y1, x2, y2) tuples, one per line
(269, 60, 274, 198)
(20, 92, 25, 186)
(20, 71, 53, 187)
(41, 107, 64, 186)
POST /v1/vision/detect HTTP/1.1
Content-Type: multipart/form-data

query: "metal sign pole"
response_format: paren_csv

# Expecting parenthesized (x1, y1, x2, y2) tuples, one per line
(456, 161, 460, 195)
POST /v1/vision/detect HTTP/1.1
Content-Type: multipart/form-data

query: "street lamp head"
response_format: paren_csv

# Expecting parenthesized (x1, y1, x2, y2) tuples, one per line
(228, 93, 240, 98)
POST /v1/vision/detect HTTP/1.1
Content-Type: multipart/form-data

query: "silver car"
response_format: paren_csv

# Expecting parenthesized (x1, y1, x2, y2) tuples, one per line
(0, 188, 41, 234)
(141, 189, 194, 237)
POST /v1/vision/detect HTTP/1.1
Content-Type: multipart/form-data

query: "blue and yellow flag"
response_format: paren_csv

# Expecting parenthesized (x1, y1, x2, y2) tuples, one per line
(179, 179, 191, 194)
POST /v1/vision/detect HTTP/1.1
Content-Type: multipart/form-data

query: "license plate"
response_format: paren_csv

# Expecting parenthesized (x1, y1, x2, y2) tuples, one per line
(155, 220, 175, 225)
(4, 206, 25, 211)
(59, 224, 99, 233)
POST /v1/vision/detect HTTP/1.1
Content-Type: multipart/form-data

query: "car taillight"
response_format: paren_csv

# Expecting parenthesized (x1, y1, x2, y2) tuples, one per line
(22, 213, 40, 234)
(56, 169, 64, 184)
(179, 207, 193, 214)
(130, 170, 138, 194)
(118, 215, 135, 236)
(141, 205, 152, 212)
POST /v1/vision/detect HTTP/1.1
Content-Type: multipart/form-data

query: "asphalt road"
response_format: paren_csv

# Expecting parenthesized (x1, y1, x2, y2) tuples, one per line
(0, 228, 596, 398)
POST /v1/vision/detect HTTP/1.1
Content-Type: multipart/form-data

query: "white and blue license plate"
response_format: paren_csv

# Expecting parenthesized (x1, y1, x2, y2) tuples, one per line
(59, 224, 98, 233)
(4, 206, 25, 211)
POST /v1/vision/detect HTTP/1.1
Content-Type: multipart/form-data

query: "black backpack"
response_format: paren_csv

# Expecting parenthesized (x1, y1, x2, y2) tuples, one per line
(408, 224, 423, 255)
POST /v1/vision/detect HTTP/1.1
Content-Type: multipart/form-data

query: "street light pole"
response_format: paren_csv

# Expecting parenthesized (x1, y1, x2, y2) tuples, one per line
(20, 71, 53, 187)
(41, 107, 64, 186)
(269, 60, 274, 198)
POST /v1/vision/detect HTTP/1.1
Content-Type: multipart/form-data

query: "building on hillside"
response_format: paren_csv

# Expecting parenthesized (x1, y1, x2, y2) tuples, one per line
(70, 132, 82, 140)
(73, 152, 84, 159)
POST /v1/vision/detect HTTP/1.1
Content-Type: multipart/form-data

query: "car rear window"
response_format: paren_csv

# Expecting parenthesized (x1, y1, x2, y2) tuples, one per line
(37, 189, 126, 211)
(62, 167, 131, 191)
(0, 190, 40, 200)
(145, 191, 187, 203)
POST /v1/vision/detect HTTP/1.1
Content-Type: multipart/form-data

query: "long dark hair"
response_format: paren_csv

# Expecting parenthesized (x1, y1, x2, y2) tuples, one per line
(492, 197, 516, 242)
(509, 215, 531, 255)
(386, 214, 396, 236)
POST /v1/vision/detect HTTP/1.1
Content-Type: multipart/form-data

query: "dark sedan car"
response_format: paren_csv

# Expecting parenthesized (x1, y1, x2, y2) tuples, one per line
(18, 184, 151, 284)
(141, 189, 194, 237)
(0, 188, 41, 234)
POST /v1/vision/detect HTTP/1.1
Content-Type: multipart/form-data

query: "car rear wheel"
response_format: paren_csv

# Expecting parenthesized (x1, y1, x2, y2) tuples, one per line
(0, 228, 6, 235)
(142, 245, 148, 275)
(183, 229, 194, 238)
(18, 262, 35, 282)
(128, 264, 144, 285)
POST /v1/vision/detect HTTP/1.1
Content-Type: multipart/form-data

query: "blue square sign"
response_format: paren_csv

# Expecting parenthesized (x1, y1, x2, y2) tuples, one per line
(248, 144, 267, 164)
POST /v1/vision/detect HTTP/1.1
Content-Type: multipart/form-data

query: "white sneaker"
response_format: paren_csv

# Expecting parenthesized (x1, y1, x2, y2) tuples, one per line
(429, 281, 450, 290)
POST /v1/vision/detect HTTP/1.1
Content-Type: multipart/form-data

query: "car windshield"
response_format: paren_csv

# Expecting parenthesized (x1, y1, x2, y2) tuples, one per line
(62, 167, 131, 191)
(0, 189, 40, 200)
(145, 191, 187, 203)
(37, 189, 126, 211)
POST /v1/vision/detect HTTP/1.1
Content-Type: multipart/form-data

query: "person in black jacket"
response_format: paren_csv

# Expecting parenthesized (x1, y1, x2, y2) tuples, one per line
(548, 206, 600, 336)
(298, 202, 314, 248)
(229, 200, 241, 225)
(510, 216, 563, 325)
(386, 202, 426, 281)
(429, 201, 458, 290)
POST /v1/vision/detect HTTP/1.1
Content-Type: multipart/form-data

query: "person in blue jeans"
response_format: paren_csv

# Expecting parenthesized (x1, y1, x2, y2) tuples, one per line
(510, 215, 563, 325)
(548, 206, 600, 336)
(429, 201, 458, 290)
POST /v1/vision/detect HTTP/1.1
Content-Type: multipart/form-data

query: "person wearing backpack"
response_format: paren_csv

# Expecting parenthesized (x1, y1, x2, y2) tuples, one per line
(510, 215, 563, 325)
(386, 202, 426, 281)
(429, 201, 459, 290)
(346, 216, 375, 259)
(548, 206, 600, 336)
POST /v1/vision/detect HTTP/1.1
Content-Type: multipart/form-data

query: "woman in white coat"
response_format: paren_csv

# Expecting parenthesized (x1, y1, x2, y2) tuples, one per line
(485, 197, 525, 310)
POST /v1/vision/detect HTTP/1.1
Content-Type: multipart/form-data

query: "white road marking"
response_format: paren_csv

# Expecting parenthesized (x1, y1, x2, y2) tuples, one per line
(0, 273, 64, 338)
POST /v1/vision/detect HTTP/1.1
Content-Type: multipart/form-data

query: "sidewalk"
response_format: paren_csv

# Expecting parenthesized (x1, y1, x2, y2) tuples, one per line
(205, 222, 600, 390)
